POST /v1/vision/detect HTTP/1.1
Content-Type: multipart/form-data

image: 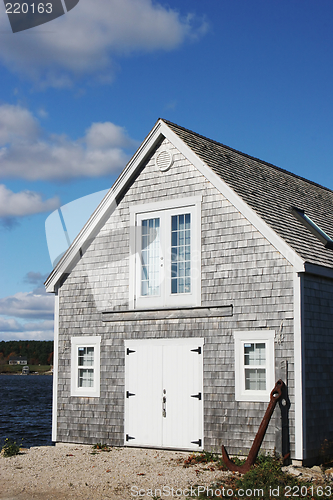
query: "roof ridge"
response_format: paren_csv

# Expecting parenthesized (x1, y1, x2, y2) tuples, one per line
(161, 118, 333, 196)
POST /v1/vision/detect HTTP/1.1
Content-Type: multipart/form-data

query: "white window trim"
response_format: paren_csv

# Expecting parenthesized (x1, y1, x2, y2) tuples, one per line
(129, 196, 202, 309)
(234, 330, 275, 402)
(71, 336, 101, 397)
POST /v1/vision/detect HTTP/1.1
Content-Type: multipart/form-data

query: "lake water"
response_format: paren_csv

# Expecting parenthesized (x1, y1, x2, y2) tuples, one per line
(0, 375, 53, 448)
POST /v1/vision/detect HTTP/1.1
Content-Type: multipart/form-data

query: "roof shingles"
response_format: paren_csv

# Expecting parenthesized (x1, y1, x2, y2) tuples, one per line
(164, 119, 333, 269)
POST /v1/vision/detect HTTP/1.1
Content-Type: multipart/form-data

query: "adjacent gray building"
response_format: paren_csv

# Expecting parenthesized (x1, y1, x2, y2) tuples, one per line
(46, 119, 333, 465)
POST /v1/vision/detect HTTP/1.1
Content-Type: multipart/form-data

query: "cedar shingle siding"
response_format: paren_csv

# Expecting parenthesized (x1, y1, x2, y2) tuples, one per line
(49, 120, 333, 464)
(303, 274, 333, 460)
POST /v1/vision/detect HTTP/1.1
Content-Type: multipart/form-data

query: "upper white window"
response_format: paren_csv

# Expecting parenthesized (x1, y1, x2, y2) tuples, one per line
(71, 336, 101, 397)
(129, 197, 201, 309)
(234, 331, 275, 402)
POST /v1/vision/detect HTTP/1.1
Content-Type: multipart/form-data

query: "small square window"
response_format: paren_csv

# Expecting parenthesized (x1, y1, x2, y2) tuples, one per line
(71, 336, 101, 397)
(234, 331, 275, 402)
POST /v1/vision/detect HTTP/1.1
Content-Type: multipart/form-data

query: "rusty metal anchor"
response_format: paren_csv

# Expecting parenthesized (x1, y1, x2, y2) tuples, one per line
(222, 379, 285, 473)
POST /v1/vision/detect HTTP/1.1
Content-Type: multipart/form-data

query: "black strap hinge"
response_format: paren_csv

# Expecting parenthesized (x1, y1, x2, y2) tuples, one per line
(191, 347, 201, 354)
(191, 392, 202, 400)
(126, 348, 136, 355)
(191, 439, 202, 447)
(126, 391, 135, 398)
(126, 434, 135, 441)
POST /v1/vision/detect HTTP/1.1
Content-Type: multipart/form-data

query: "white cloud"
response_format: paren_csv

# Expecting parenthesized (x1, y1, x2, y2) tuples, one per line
(0, 104, 39, 144)
(0, 105, 137, 180)
(85, 122, 137, 149)
(0, 320, 54, 341)
(0, 279, 54, 340)
(0, 184, 60, 217)
(0, 316, 52, 331)
(0, 290, 54, 320)
(23, 271, 50, 285)
(0, 0, 207, 87)
(0, 317, 21, 332)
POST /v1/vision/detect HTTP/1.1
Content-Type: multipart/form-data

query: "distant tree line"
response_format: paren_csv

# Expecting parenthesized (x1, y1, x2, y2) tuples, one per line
(0, 341, 53, 365)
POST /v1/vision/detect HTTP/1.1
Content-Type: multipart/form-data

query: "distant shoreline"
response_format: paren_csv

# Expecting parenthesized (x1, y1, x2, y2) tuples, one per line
(0, 372, 53, 375)
(0, 364, 53, 375)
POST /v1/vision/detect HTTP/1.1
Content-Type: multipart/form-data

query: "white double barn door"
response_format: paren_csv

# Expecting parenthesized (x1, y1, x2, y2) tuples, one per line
(125, 339, 204, 450)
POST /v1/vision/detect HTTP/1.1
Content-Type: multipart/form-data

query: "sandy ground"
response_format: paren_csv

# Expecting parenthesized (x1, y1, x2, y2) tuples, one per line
(0, 444, 231, 500)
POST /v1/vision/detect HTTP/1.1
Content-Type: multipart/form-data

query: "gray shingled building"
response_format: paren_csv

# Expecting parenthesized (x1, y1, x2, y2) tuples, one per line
(46, 119, 333, 465)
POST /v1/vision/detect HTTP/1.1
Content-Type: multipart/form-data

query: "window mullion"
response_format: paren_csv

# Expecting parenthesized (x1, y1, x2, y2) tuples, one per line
(160, 211, 167, 304)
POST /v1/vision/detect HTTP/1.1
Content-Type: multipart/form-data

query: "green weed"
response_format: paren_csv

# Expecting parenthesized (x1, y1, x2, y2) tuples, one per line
(183, 450, 247, 470)
(183, 451, 226, 470)
(1, 437, 23, 457)
(92, 442, 110, 451)
(188, 454, 330, 499)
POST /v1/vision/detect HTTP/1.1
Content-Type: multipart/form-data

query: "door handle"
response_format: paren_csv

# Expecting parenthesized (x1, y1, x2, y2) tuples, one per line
(162, 394, 166, 417)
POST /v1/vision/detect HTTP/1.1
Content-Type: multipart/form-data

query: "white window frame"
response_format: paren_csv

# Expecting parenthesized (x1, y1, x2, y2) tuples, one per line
(234, 330, 275, 402)
(71, 336, 101, 397)
(129, 197, 202, 309)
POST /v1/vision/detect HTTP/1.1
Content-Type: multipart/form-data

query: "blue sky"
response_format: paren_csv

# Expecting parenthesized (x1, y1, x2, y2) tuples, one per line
(0, 0, 333, 341)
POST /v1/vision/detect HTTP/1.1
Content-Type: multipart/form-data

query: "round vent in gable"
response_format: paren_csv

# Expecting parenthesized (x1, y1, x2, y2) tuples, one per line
(155, 150, 173, 172)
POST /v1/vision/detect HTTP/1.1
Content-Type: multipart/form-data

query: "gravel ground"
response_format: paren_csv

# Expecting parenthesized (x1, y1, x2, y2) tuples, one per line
(0, 444, 231, 500)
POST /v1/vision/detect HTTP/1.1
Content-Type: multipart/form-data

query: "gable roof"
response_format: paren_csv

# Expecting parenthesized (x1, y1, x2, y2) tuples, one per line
(45, 119, 333, 292)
